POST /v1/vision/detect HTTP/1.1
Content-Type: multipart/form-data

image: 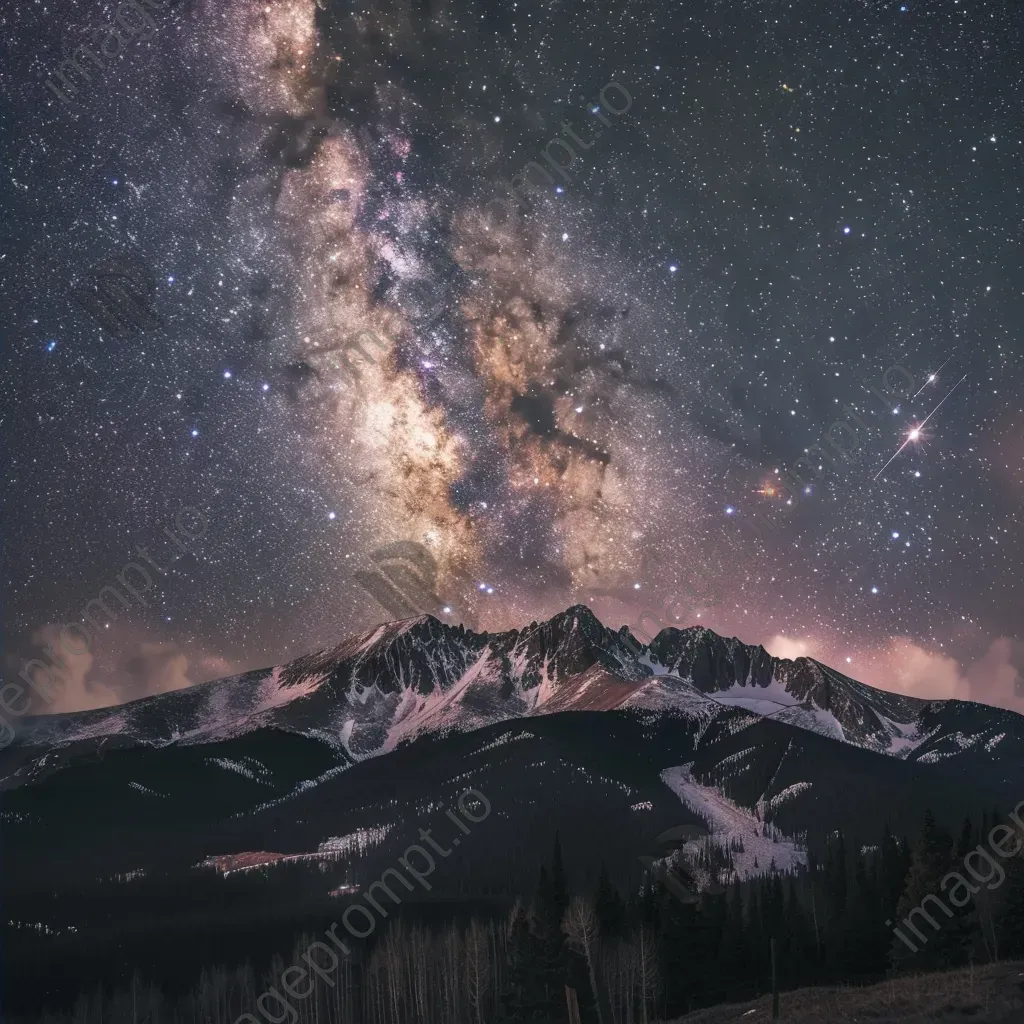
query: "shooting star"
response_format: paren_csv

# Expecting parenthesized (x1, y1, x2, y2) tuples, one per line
(873, 374, 968, 481)
(912, 353, 956, 398)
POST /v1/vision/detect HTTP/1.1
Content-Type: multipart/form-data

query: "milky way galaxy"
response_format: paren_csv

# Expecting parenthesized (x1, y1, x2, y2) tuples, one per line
(2, 0, 1022, 714)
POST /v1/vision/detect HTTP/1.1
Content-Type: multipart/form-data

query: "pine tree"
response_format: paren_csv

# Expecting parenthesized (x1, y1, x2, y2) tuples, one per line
(997, 846, 1024, 958)
(746, 884, 767, 990)
(594, 864, 625, 939)
(827, 831, 848, 927)
(836, 847, 886, 980)
(879, 826, 910, 919)
(956, 816, 974, 860)
(655, 885, 699, 1016)
(500, 904, 543, 1021)
(552, 832, 569, 917)
(890, 809, 974, 974)
(765, 873, 786, 944)
(780, 875, 814, 987)
(533, 863, 568, 1020)
(719, 878, 748, 980)
(697, 887, 730, 1005)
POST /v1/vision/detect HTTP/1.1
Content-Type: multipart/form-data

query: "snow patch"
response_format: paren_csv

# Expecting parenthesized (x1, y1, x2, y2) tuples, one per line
(475, 730, 535, 754)
(711, 677, 802, 716)
(206, 757, 271, 783)
(763, 781, 813, 816)
(878, 716, 921, 755)
(128, 781, 166, 798)
(382, 649, 499, 751)
(661, 764, 807, 879)
(318, 826, 393, 857)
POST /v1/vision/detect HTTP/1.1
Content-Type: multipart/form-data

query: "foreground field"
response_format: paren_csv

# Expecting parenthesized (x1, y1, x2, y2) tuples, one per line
(670, 962, 1024, 1023)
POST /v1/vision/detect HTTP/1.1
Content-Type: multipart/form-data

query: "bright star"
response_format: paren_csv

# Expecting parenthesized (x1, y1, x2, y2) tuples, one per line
(914, 355, 954, 397)
(873, 375, 967, 480)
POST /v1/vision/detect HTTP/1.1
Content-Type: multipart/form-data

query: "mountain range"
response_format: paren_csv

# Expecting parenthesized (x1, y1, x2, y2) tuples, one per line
(6, 605, 1022, 788)
(5, 606, 1022, 1015)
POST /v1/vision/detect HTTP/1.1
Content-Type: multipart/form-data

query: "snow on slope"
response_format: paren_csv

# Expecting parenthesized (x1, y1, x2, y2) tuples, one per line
(380, 649, 501, 751)
(710, 678, 802, 716)
(661, 764, 807, 878)
(620, 675, 723, 717)
(879, 715, 922, 754)
(318, 825, 393, 857)
(10, 608, 1022, 791)
(772, 704, 847, 741)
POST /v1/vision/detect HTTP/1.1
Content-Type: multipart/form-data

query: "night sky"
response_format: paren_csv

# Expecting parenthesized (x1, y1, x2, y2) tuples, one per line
(2, 0, 1022, 715)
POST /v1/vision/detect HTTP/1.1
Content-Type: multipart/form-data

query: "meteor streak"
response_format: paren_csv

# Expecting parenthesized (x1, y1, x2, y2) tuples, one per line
(873, 374, 967, 481)
(912, 353, 956, 398)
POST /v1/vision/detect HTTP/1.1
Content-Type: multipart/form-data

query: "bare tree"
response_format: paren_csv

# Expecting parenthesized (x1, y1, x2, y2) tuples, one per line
(564, 897, 605, 1024)
(634, 926, 660, 1024)
(465, 918, 491, 1024)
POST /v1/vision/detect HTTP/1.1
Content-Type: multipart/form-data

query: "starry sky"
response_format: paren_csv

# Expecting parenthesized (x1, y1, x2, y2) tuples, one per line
(2, 0, 1022, 715)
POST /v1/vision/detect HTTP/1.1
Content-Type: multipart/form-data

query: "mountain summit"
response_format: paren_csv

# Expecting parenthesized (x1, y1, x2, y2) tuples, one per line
(6, 606, 1021, 789)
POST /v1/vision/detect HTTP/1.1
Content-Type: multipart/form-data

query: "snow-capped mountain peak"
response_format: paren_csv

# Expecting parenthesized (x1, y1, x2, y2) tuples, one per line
(5, 607, 1022, 788)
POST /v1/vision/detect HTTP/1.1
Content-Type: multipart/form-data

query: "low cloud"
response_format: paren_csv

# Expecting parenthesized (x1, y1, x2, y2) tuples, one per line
(16, 625, 236, 714)
(763, 633, 815, 662)
(117, 643, 202, 698)
(963, 637, 1024, 712)
(29, 625, 120, 714)
(882, 636, 1024, 714)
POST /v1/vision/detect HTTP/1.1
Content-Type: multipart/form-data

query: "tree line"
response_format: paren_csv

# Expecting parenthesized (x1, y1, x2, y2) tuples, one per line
(19, 810, 1024, 1024)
